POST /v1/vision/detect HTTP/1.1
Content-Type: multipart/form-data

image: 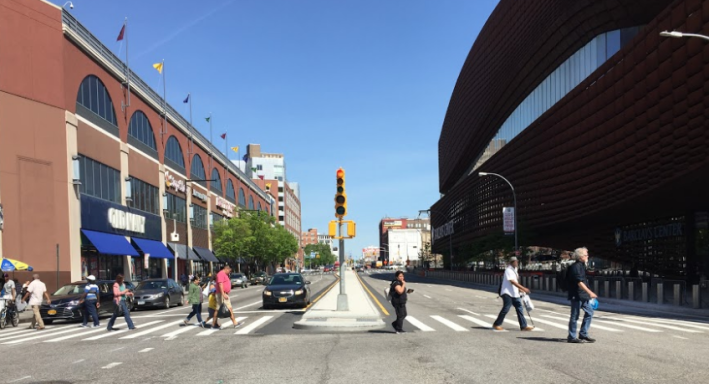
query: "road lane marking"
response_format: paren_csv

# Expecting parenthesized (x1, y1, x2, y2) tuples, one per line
(196, 317, 247, 336)
(2, 327, 84, 344)
(235, 316, 270, 335)
(672, 335, 688, 340)
(459, 315, 494, 329)
(45, 327, 107, 342)
(405, 316, 435, 332)
(0, 327, 62, 341)
(355, 272, 389, 316)
(457, 308, 480, 316)
(483, 314, 545, 331)
(0, 327, 51, 337)
(233, 301, 262, 311)
(430, 315, 468, 331)
(162, 324, 208, 338)
(139, 348, 154, 353)
(102, 362, 122, 369)
(593, 319, 662, 332)
(638, 318, 709, 331)
(82, 321, 163, 340)
(120, 320, 184, 339)
(601, 316, 702, 333)
(423, 295, 432, 299)
(540, 315, 622, 332)
(72, 359, 85, 364)
(8, 376, 32, 382)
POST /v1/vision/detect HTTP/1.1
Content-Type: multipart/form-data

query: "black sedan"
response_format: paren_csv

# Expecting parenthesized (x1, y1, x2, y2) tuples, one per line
(40, 280, 124, 324)
(132, 278, 184, 310)
(262, 273, 311, 309)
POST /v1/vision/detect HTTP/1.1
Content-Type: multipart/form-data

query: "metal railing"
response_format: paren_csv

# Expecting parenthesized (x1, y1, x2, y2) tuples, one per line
(61, 11, 268, 202)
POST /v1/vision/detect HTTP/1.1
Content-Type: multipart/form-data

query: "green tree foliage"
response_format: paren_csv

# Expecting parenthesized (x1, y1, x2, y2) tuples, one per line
(303, 243, 336, 267)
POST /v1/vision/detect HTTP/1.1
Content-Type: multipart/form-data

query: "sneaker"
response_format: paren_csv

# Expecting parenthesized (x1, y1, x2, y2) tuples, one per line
(130, 327, 138, 330)
(91, 324, 99, 328)
(580, 336, 596, 343)
(213, 325, 221, 330)
(567, 338, 585, 343)
(493, 325, 504, 331)
(397, 329, 407, 333)
(36, 327, 45, 330)
(107, 327, 119, 331)
(79, 324, 88, 328)
(521, 326, 535, 331)
(198, 322, 205, 328)
(233, 321, 243, 329)
(183, 319, 189, 326)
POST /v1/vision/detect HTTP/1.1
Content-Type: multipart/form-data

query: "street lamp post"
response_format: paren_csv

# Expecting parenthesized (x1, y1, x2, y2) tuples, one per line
(660, 31, 709, 42)
(478, 172, 518, 253)
(418, 209, 453, 271)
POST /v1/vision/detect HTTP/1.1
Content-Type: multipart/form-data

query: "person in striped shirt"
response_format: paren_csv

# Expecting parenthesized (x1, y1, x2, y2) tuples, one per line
(80, 275, 100, 328)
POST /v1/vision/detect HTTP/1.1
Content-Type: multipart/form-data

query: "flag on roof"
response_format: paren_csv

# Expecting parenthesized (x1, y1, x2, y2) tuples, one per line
(220, 133, 226, 140)
(152, 62, 163, 74)
(183, 94, 189, 103)
(116, 23, 125, 42)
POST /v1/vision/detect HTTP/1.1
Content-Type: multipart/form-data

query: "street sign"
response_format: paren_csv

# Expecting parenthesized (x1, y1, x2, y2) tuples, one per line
(310, 252, 315, 259)
(503, 207, 515, 234)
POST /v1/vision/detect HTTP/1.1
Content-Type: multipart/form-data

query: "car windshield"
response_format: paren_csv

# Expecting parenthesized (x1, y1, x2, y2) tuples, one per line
(255, 272, 266, 277)
(230, 274, 244, 278)
(53, 284, 87, 296)
(136, 281, 167, 290)
(269, 275, 302, 285)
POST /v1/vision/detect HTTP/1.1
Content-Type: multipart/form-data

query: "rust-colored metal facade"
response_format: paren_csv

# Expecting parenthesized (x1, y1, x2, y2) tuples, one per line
(433, 0, 709, 278)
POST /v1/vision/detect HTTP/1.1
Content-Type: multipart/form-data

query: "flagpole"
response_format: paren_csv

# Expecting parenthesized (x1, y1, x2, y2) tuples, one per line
(125, 17, 131, 110)
(162, 59, 167, 139)
(189, 93, 193, 155)
(209, 112, 213, 170)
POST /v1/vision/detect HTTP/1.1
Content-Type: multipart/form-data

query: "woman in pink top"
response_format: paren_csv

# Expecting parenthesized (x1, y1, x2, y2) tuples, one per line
(106, 274, 136, 331)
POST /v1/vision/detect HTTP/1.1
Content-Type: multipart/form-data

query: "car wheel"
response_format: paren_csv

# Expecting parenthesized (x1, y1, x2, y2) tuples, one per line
(177, 294, 184, 306)
(164, 296, 170, 309)
(43, 319, 54, 325)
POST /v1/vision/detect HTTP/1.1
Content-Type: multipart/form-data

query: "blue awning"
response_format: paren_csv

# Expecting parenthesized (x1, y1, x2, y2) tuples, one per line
(132, 238, 174, 259)
(81, 229, 139, 256)
(167, 243, 200, 261)
(193, 247, 219, 263)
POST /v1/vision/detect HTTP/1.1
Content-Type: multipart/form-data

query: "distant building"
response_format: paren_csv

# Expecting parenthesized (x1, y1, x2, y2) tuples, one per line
(379, 217, 430, 264)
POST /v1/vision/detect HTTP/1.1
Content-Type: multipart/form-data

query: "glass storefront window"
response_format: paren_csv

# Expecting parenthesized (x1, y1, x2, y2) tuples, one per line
(81, 253, 125, 281)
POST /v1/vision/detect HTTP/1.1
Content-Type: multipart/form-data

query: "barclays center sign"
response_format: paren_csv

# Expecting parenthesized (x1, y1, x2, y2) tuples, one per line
(614, 222, 684, 247)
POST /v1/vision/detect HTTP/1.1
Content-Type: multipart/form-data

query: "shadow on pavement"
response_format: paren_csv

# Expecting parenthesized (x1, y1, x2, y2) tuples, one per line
(517, 337, 567, 343)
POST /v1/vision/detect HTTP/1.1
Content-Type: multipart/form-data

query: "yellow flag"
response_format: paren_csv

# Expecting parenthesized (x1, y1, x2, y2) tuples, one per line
(231, 146, 239, 153)
(153, 62, 163, 74)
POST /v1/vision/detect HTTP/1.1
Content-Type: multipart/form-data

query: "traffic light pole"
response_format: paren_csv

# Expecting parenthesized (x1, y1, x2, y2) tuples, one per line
(337, 220, 348, 311)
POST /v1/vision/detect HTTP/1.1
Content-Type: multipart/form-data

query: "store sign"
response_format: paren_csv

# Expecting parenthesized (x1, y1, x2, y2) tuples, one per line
(614, 222, 684, 247)
(433, 220, 454, 241)
(108, 208, 146, 234)
(164, 170, 186, 193)
(192, 189, 207, 203)
(215, 196, 235, 218)
(383, 220, 402, 227)
(80, 195, 162, 241)
(503, 207, 515, 234)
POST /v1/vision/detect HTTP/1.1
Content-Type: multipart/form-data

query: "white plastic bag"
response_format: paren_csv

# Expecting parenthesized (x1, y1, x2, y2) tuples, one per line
(522, 295, 534, 311)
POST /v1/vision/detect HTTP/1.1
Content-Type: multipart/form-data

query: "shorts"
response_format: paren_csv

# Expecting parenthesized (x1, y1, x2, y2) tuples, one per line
(216, 293, 232, 310)
(207, 307, 215, 319)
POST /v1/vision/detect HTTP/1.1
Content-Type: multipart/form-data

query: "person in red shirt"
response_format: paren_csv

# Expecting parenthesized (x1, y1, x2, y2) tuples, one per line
(211, 264, 243, 329)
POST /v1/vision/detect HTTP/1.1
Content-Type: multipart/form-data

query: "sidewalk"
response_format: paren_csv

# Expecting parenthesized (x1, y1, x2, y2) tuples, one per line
(294, 269, 385, 332)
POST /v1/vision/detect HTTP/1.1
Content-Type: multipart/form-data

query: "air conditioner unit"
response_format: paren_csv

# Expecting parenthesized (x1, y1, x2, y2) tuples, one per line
(171, 233, 179, 242)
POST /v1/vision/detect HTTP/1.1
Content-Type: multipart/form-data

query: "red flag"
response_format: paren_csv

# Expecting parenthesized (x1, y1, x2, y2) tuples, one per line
(258, 175, 264, 180)
(116, 23, 126, 42)
(220, 133, 226, 139)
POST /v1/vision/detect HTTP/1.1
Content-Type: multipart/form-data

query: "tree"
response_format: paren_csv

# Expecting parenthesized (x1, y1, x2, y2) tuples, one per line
(303, 243, 335, 267)
(418, 241, 434, 269)
(212, 216, 253, 265)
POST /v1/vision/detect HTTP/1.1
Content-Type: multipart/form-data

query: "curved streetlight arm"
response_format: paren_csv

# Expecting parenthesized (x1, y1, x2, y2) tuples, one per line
(660, 31, 709, 42)
(479, 172, 518, 252)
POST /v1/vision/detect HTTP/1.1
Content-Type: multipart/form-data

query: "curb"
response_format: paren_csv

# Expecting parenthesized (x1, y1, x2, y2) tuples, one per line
(293, 317, 385, 332)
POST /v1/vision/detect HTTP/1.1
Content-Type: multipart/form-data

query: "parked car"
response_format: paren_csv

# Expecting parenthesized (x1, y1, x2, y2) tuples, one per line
(132, 278, 184, 310)
(250, 271, 269, 286)
(230, 273, 248, 289)
(40, 280, 125, 324)
(356, 266, 364, 273)
(262, 273, 311, 309)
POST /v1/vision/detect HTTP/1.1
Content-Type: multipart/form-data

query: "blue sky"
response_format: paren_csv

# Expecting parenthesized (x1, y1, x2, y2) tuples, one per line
(56, 0, 498, 257)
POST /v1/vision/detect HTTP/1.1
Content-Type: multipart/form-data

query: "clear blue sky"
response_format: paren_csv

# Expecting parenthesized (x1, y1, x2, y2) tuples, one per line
(56, 0, 498, 257)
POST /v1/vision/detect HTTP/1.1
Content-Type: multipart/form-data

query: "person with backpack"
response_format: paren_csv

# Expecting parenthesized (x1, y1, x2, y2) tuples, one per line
(566, 247, 597, 343)
(492, 257, 534, 331)
(390, 270, 409, 334)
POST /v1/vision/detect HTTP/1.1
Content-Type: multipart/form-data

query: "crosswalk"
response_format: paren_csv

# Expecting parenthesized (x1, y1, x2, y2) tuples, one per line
(398, 309, 709, 337)
(0, 315, 276, 346)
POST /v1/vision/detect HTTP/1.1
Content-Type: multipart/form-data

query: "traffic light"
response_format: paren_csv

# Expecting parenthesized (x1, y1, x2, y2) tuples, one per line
(335, 167, 347, 218)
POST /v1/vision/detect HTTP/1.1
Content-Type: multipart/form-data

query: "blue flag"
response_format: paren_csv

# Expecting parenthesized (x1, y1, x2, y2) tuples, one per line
(183, 94, 189, 103)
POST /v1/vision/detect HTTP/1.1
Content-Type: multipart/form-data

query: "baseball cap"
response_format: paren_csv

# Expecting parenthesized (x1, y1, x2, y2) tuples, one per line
(509, 257, 518, 262)
(86, 275, 96, 281)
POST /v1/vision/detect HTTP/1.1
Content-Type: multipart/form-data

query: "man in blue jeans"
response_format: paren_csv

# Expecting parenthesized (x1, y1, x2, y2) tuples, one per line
(567, 247, 597, 343)
(493, 257, 534, 331)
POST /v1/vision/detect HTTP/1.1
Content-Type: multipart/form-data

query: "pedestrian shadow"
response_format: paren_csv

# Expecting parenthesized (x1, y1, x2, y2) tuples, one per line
(517, 337, 567, 343)
(368, 330, 398, 334)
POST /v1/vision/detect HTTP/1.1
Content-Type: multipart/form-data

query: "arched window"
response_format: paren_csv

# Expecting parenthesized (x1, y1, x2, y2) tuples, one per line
(210, 168, 222, 193)
(190, 155, 206, 187)
(248, 195, 254, 210)
(226, 180, 236, 203)
(76, 75, 118, 133)
(165, 136, 185, 171)
(238, 188, 246, 207)
(128, 111, 157, 154)
(258, 202, 262, 211)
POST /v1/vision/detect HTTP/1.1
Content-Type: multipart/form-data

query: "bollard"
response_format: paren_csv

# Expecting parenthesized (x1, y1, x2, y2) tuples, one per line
(657, 283, 663, 305)
(545, 277, 550, 291)
(628, 282, 634, 301)
(642, 282, 648, 302)
(604, 281, 610, 298)
(552, 277, 557, 292)
(615, 281, 622, 300)
(534, 277, 539, 291)
(673, 284, 680, 306)
(693, 285, 700, 309)
(594, 281, 599, 296)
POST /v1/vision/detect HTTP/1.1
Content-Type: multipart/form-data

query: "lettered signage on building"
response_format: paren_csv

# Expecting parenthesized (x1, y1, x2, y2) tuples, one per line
(215, 196, 235, 218)
(164, 170, 186, 193)
(108, 208, 146, 234)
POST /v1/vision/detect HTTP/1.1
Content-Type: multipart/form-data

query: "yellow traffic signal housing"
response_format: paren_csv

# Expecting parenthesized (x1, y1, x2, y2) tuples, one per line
(346, 221, 356, 238)
(328, 221, 337, 237)
(335, 168, 347, 218)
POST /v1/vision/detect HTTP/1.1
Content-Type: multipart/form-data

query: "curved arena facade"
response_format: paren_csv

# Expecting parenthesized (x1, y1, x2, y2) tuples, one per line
(432, 0, 709, 279)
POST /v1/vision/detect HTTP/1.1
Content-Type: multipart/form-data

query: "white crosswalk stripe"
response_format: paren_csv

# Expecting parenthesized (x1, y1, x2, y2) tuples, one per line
(3, 326, 84, 344)
(600, 316, 702, 333)
(483, 314, 545, 332)
(405, 316, 435, 331)
(0, 327, 55, 339)
(45, 327, 106, 342)
(120, 320, 185, 339)
(235, 316, 269, 335)
(162, 323, 207, 338)
(430, 315, 468, 332)
(83, 321, 164, 340)
(540, 315, 623, 332)
(593, 319, 662, 333)
(458, 315, 495, 329)
(638, 317, 709, 331)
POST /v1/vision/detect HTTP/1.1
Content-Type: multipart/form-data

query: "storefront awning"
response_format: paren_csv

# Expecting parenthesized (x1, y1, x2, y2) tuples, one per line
(81, 229, 139, 256)
(167, 243, 200, 261)
(193, 247, 219, 263)
(132, 238, 174, 259)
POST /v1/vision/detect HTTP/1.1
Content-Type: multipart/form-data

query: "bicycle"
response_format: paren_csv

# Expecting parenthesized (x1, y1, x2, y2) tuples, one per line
(0, 298, 20, 329)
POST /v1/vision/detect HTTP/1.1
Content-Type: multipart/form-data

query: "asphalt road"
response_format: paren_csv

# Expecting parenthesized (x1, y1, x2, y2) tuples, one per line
(1, 270, 708, 384)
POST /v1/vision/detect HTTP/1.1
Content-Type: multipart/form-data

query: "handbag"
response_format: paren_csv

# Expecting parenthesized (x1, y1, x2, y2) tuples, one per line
(217, 303, 231, 319)
(521, 294, 534, 311)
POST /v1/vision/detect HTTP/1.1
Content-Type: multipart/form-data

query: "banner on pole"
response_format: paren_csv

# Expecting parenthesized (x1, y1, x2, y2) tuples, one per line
(144, 253, 150, 269)
(503, 207, 515, 234)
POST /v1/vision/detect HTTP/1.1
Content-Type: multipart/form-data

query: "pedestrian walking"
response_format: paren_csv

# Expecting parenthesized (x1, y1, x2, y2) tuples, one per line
(204, 280, 220, 328)
(211, 264, 242, 329)
(80, 275, 100, 328)
(2, 273, 16, 302)
(492, 257, 534, 331)
(390, 270, 409, 334)
(22, 274, 50, 330)
(106, 274, 136, 331)
(184, 276, 205, 327)
(567, 247, 597, 343)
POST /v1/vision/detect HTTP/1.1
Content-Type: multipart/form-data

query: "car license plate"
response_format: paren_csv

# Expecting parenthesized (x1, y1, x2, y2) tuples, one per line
(47, 309, 57, 315)
(138, 301, 145, 305)
(278, 297, 287, 303)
